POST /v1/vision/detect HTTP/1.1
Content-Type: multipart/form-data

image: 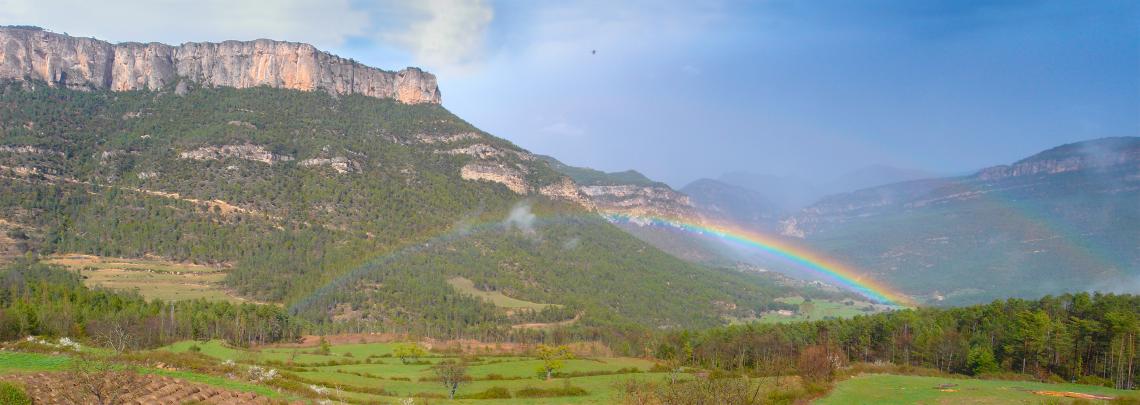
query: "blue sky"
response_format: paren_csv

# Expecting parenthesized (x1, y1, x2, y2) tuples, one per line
(4, 0, 1137, 187)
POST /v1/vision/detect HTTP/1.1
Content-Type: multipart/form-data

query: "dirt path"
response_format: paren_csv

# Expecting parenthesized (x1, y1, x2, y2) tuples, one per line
(511, 312, 583, 329)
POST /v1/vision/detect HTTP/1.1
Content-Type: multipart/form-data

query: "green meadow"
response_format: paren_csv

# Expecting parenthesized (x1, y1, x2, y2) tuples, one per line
(447, 276, 559, 311)
(755, 296, 882, 324)
(818, 373, 1139, 405)
(162, 340, 670, 403)
(5, 341, 1135, 404)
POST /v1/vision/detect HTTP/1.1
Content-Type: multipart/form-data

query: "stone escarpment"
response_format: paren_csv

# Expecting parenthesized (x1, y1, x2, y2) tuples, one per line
(976, 137, 1140, 180)
(0, 26, 440, 104)
(579, 184, 696, 219)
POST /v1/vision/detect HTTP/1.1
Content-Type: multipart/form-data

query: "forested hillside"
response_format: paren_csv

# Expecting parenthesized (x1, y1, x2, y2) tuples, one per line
(0, 81, 821, 337)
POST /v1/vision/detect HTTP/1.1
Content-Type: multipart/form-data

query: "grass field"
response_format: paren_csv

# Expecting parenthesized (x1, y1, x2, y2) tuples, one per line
(7, 341, 1133, 404)
(161, 339, 672, 403)
(818, 373, 1139, 404)
(756, 296, 885, 324)
(448, 276, 559, 311)
(43, 254, 244, 303)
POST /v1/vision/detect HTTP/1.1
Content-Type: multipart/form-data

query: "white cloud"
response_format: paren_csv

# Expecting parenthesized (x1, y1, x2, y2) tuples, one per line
(540, 121, 586, 137)
(0, 0, 369, 49)
(382, 0, 493, 72)
(681, 64, 701, 76)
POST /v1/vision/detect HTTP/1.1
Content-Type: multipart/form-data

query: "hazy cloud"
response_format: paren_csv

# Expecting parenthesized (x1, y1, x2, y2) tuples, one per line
(382, 0, 493, 72)
(503, 201, 537, 234)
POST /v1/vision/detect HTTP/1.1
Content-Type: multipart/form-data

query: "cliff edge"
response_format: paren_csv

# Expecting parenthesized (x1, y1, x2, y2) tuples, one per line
(0, 26, 440, 104)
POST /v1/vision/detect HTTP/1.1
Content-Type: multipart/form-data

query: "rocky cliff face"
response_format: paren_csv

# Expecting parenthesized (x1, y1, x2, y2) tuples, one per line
(0, 27, 440, 104)
(977, 137, 1140, 181)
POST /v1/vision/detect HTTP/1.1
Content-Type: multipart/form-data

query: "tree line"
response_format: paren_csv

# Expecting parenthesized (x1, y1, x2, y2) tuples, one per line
(653, 292, 1140, 389)
(0, 259, 301, 348)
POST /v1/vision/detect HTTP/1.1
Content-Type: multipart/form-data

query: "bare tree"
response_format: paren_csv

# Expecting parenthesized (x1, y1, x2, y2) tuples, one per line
(62, 355, 148, 405)
(432, 360, 469, 400)
(97, 319, 136, 354)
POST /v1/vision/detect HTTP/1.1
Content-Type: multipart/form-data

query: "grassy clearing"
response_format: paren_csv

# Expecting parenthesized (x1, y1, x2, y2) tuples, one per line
(0, 351, 70, 372)
(818, 373, 1140, 404)
(43, 254, 244, 303)
(448, 277, 558, 310)
(756, 296, 884, 323)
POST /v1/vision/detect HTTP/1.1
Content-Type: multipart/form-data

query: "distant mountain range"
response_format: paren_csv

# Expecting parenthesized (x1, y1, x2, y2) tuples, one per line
(554, 137, 1140, 306)
(713, 164, 941, 213)
(783, 137, 1140, 304)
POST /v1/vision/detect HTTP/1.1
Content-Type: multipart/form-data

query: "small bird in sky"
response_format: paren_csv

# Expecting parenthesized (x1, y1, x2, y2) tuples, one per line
(591, 49, 596, 55)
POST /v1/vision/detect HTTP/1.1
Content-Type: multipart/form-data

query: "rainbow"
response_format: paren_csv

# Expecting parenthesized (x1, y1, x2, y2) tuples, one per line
(602, 212, 915, 307)
(289, 204, 917, 316)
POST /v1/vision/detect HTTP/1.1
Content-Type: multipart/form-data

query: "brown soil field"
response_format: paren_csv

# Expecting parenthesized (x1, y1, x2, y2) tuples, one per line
(2, 372, 285, 404)
(262, 333, 614, 357)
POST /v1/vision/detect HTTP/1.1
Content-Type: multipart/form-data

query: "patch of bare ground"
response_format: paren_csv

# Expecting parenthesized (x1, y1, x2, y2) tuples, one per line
(2, 372, 285, 404)
(260, 333, 614, 357)
(1031, 390, 1115, 400)
(266, 332, 403, 347)
(511, 312, 583, 330)
(41, 254, 271, 304)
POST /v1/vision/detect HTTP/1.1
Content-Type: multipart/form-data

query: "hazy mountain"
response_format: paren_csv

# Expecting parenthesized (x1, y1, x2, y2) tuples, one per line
(717, 164, 938, 212)
(784, 137, 1140, 305)
(681, 178, 783, 232)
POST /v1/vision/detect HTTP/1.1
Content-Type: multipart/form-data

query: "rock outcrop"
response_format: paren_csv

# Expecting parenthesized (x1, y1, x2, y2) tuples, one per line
(460, 162, 529, 194)
(0, 26, 440, 104)
(977, 137, 1140, 181)
(579, 184, 696, 219)
(178, 144, 293, 165)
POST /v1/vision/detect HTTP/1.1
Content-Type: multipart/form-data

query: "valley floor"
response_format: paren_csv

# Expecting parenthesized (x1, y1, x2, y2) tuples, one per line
(3, 338, 1136, 404)
(819, 373, 1137, 404)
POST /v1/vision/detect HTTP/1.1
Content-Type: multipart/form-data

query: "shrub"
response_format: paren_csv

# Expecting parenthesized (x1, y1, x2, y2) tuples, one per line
(515, 385, 588, 398)
(797, 345, 843, 383)
(1077, 375, 1113, 388)
(0, 382, 31, 405)
(459, 386, 511, 399)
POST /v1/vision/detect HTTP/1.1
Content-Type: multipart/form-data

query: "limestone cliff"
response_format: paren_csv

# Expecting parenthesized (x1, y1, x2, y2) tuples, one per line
(0, 26, 440, 104)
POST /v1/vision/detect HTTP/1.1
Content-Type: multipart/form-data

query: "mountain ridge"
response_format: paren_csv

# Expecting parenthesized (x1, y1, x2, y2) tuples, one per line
(782, 136, 1140, 304)
(0, 26, 441, 104)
